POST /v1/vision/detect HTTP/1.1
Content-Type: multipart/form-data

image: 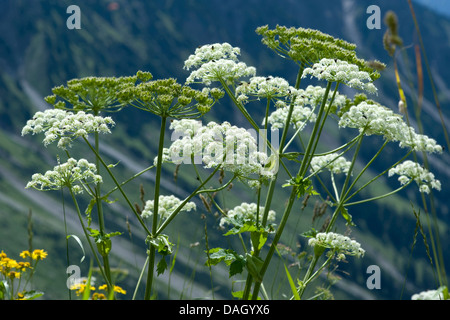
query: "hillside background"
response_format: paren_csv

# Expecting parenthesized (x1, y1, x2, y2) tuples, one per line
(0, 0, 449, 300)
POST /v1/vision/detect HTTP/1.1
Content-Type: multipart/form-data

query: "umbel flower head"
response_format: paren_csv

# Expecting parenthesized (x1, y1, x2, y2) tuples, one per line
(307, 232, 365, 261)
(338, 100, 443, 154)
(184, 43, 242, 70)
(119, 77, 221, 118)
(26, 158, 102, 194)
(219, 202, 276, 229)
(264, 85, 347, 130)
(388, 160, 441, 194)
(141, 195, 196, 221)
(184, 42, 256, 86)
(163, 119, 275, 178)
(45, 73, 149, 114)
(256, 25, 383, 81)
(22, 109, 115, 149)
(302, 58, 378, 94)
(235, 76, 293, 103)
(310, 153, 351, 175)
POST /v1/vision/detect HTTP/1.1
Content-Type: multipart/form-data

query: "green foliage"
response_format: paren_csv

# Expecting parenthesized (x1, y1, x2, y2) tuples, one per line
(256, 24, 384, 80)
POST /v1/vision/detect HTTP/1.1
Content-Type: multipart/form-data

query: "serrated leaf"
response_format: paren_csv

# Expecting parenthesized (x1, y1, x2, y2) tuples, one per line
(229, 257, 246, 277)
(250, 229, 268, 251)
(206, 248, 237, 266)
(301, 227, 318, 238)
(340, 207, 355, 226)
(156, 257, 168, 276)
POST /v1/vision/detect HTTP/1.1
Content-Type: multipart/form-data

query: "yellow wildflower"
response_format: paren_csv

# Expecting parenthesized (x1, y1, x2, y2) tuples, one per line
(20, 250, 31, 259)
(9, 271, 21, 279)
(31, 249, 48, 260)
(92, 292, 107, 300)
(113, 285, 126, 295)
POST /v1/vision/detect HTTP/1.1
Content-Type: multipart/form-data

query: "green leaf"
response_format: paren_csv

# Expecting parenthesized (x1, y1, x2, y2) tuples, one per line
(284, 264, 300, 300)
(340, 207, 355, 226)
(157, 257, 168, 276)
(0, 280, 8, 300)
(67, 234, 86, 263)
(245, 253, 264, 282)
(301, 227, 318, 238)
(85, 198, 96, 226)
(224, 221, 258, 236)
(19, 290, 44, 300)
(283, 176, 318, 199)
(205, 248, 238, 266)
(82, 264, 94, 300)
(250, 229, 268, 251)
(229, 257, 246, 277)
(148, 234, 173, 256)
(281, 152, 302, 162)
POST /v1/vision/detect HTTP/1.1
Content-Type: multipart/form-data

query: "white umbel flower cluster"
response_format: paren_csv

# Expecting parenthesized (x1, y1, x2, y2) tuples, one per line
(165, 119, 274, 177)
(184, 43, 241, 70)
(388, 160, 441, 194)
(302, 58, 377, 94)
(264, 85, 346, 130)
(219, 202, 276, 229)
(141, 195, 196, 220)
(22, 109, 115, 149)
(235, 76, 293, 103)
(411, 288, 447, 300)
(310, 153, 351, 175)
(308, 232, 365, 260)
(185, 59, 256, 86)
(26, 158, 102, 194)
(339, 101, 443, 154)
(265, 104, 315, 130)
(184, 42, 255, 86)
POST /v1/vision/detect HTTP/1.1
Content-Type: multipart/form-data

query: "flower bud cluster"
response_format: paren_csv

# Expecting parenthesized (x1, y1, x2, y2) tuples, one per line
(308, 232, 365, 260)
(388, 160, 441, 194)
(310, 153, 351, 175)
(141, 195, 196, 220)
(26, 158, 102, 194)
(47, 75, 140, 113)
(22, 109, 115, 149)
(219, 202, 276, 228)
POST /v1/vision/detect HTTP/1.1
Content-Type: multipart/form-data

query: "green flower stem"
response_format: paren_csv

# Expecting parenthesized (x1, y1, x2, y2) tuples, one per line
(93, 130, 113, 294)
(145, 115, 167, 300)
(343, 182, 412, 207)
(132, 255, 149, 300)
(325, 133, 364, 233)
(82, 136, 152, 236)
(242, 66, 304, 300)
(296, 81, 333, 178)
(297, 250, 334, 299)
(68, 186, 111, 290)
(249, 81, 333, 300)
(343, 148, 412, 204)
(220, 79, 259, 131)
(155, 164, 222, 237)
(104, 164, 155, 199)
